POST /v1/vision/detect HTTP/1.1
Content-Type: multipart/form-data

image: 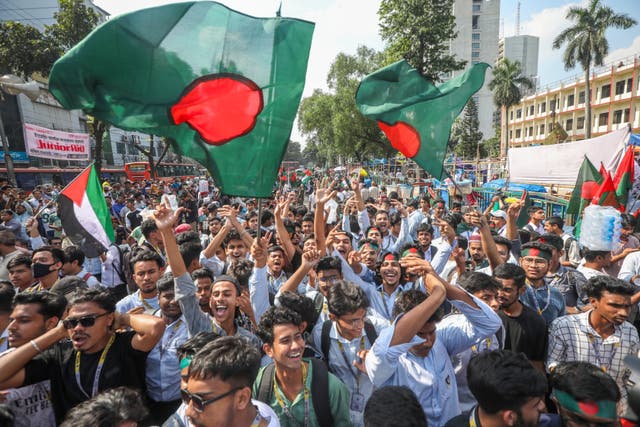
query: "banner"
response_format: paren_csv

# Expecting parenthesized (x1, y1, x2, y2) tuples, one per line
(23, 123, 90, 161)
(507, 127, 629, 186)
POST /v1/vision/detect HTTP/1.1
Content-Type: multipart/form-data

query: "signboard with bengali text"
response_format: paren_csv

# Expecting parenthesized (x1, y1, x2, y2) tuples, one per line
(23, 123, 90, 161)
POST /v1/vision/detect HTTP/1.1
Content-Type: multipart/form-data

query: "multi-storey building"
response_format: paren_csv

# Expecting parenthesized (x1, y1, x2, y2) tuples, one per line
(498, 35, 539, 87)
(505, 55, 640, 148)
(451, 0, 501, 140)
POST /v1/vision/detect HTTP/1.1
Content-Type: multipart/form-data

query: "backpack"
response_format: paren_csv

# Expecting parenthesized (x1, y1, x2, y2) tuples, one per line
(320, 318, 378, 363)
(111, 244, 130, 285)
(255, 358, 333, 427)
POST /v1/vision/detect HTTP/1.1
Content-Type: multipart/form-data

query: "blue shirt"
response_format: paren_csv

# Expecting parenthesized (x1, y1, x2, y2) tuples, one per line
(520, 280, 566, 324)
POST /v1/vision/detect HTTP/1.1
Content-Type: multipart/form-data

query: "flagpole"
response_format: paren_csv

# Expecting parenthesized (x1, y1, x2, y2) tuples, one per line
(256, 198, 262, 241)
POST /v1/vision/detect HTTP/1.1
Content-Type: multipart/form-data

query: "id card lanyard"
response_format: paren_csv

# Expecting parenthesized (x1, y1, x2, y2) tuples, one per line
(337, 336, 365, 393)
(273, 362, 309, 427)
(75, 334, 115, 398)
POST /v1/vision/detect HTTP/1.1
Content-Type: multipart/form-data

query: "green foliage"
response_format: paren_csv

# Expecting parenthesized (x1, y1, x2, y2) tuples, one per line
(45, 0, 100, 51)
(378, 0, 466, 82)
(483, 126, 501, 159)
(450, 98, 483, 159)
(283, 140, 303, 163)
(298, 46, 395, 164)
(488, 58, 534, 157)
(0, 22, 61, 78)
(552, 0, 636, 138)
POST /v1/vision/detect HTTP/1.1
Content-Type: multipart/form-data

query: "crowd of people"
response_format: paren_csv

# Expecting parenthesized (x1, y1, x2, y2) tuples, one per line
(0, 172, 639, 427)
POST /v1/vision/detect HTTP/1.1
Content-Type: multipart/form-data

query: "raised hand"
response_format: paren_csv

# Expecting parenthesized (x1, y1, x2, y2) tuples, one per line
(315, 187, 337, 205)
(301, 249, 321, 269)
(152, 202, 184, 232)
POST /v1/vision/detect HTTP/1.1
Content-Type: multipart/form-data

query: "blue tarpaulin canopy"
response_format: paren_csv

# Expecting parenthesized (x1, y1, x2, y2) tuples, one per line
(630, 134, 640, 146)
(482, 179, 547, 193)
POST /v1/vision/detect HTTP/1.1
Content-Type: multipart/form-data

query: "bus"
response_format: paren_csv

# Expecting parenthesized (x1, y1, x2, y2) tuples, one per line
(0, 162, 205, 190)
(123, 162, 204, 182)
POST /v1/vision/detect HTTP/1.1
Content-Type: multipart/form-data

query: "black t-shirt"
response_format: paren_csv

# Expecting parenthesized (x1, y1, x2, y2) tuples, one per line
(499, 305, 548, 362)
(23, 331, 149, 422)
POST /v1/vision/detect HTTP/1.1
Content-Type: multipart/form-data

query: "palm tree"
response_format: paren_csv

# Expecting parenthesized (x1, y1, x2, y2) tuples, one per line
(553, 0, 636, 139)
(488, 58, 534, 158)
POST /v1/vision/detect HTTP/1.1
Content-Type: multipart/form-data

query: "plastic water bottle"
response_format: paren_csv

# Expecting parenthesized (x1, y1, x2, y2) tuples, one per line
(579, 205, 622, 251)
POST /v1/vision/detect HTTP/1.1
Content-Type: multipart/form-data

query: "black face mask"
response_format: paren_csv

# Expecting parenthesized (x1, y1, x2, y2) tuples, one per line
(32, 262, 54, 279)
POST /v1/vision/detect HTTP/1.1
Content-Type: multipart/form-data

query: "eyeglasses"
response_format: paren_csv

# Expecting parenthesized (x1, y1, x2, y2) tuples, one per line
(521, 257, 548, 266)
(180, 386, 242, 412)
(317, 275, 340, 284)
(62, 312, 110, 329)
(339, 316, 365, 327)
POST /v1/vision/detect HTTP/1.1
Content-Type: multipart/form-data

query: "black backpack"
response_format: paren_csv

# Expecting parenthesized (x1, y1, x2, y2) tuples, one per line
(320, 318, 378, 363)
(255, 358, 333, 427)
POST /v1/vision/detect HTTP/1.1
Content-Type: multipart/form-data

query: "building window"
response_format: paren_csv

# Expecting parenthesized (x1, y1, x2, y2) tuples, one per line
(516, 109, 522, 119)
(509, 130, 513, 139)
(472, 51, 480, 58)
(613, 110, 623, 124)
(577, 116, 585, 129)
(473, 4, 481, 12)
(616, 80, 625, 95)
(510, 111, 514, 120)
(624, 108, 630, 122)
(567, 94, 575, 107)
(539, 124, 545, 135)
(566, 119, 573, 131)
(601, 84, 611, 99)
(578, 91, 585, 104)
(528, 105, 534, 116)
(627, 78, 633, 93)
(472, 42, 480, 49)
(539, 102, 546, 113)
(472, 33, 480, 41)
(599, 112, 609, 126)
(472, 15, 479, 29)
(528, 126, 533, 136)
(550, 99, 556, 111)
(116, 143, 125, 155)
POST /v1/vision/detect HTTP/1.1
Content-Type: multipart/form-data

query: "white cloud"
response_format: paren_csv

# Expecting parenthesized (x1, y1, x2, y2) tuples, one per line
(605, 35, 640, 64)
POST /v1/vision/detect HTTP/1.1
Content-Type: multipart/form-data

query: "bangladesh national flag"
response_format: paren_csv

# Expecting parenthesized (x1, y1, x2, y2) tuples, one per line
(567, 156, 603, 215)
(355, 61, 489, 179)
(58, 165, 115, 258)
(48, 2, 314, 197)
(613, 146, 635, 211)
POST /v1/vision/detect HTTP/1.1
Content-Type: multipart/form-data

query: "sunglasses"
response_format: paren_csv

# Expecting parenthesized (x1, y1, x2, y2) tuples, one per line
(62, 312, 110, 329)
(180, 386, 242, 412)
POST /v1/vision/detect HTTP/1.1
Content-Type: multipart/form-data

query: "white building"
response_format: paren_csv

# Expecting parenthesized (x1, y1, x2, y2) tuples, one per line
(498, 35, 540, 87)
(451, 0, 501, 140)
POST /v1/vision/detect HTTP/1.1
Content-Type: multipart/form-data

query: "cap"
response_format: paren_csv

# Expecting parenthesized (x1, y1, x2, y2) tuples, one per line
(490, 210, 508, 220)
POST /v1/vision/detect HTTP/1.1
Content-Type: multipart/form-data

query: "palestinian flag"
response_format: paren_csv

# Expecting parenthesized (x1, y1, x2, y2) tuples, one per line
(58, 165, 115, 258)
(48, 2, 314, 197)
(613, 146, 635, 211)
(355, 61, 489, 179)
(592, 171, 620, 208)
(567, 157, 603, 215)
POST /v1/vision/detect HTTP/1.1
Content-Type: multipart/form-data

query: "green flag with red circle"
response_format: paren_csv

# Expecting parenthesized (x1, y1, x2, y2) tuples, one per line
(48, 1, 314, 197)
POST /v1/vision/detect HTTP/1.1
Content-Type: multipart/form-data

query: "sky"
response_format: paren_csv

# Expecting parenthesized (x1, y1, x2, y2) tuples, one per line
(93, 0, 640, 142)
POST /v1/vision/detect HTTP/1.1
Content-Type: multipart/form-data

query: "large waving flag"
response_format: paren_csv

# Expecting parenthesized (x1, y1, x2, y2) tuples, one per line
(355, 61, 489, 179)
(613, 146, 636, 211)
(58, 165, 115, 258)
(48, 2, 314, 197)
(567, 156, 603, 215)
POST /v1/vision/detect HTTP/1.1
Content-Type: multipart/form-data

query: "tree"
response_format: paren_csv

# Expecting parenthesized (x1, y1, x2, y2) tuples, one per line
(553, 0, 636, 139)
(298, 46, 395, 164)
(130, 134, 170, 178)
(45, 0, 100, 51)
(283, 140, 302, 163)
(483, 126, 501, 159)
(488, 58, 534, 158)
(0, 22, 60, 78)
(378, 0, 466, 82)
(450, 98, 483, 159)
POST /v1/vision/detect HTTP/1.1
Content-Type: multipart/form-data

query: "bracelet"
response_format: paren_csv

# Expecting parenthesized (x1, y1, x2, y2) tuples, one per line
(30, 340, 42, 354)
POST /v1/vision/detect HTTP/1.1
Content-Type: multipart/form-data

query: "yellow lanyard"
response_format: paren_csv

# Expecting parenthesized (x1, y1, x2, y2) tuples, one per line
(273, 362, 310, 426)
(160, 319, 183, 357)
(74, 334, 115, 398)
(337, 337, 365, 391)
(471, 337, 491, 354)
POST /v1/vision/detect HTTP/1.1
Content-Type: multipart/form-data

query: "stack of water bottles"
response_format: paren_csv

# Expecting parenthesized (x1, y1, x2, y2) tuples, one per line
(579, 205, 622, 251)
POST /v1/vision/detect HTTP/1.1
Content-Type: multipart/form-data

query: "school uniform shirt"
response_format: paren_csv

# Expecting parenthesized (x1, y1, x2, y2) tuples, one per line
(311, 318, 388, 427)
(116, 289, 159, 314)
(75, 269, 101, 288)
(146, 314, 189, 402)
(519, 281, 566, 325)
(0, 327, 7, 353)
(365, 295, 502, 427)
(22, 331, 149, 423)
